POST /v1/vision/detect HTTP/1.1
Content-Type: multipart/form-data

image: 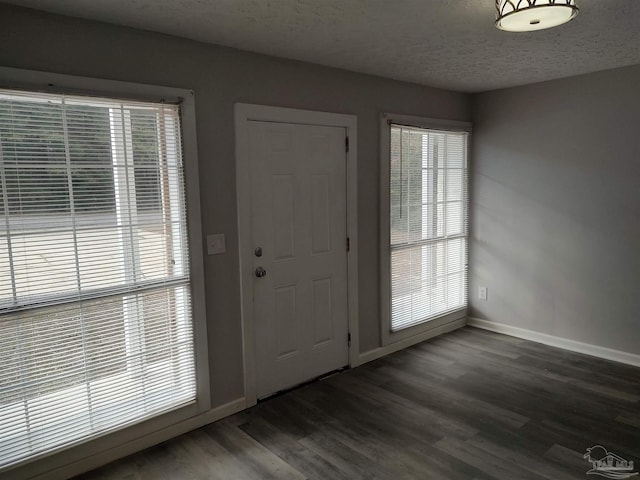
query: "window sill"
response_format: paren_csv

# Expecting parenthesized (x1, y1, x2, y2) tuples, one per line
(381, 307, 467, 347)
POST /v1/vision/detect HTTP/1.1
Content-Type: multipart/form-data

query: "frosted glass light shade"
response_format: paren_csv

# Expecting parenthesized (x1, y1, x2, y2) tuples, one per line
(496, 0, 579, 32)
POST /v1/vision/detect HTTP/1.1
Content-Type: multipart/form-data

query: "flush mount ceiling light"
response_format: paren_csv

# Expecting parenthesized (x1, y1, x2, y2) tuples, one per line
(496, 0, 579, 32)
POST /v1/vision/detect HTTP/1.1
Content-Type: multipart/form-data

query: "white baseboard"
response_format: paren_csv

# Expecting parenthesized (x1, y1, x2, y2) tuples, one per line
(36, 397, 247, 480)
(467, 317, 640, 368)
(357, 317, 466, 366)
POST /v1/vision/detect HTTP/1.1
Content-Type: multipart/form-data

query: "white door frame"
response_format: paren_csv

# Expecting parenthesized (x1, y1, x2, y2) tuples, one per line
(235, 103, 359, 407)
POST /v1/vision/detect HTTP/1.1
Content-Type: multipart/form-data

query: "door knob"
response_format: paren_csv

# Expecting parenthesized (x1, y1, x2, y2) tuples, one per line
(255, 267, 267, 278)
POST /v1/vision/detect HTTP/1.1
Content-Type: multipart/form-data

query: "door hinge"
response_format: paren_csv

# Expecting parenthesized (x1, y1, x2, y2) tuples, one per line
(346, 237, 350, 252)
(348, 332, 351, 347)
(345, 136, 350, 153)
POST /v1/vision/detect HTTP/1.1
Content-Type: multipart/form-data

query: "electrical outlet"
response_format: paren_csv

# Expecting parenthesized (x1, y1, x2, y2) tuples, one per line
(478, 286, 488, 301)
(206, 234, 226, 255)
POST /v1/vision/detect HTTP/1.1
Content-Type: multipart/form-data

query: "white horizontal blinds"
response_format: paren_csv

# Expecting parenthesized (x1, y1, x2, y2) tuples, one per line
(0, 93, 189, 306)
(389, 124, 468, 331)
(0, 89, 195, 468)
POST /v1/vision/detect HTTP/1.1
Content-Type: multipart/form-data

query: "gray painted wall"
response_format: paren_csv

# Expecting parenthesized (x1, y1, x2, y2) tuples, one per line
(0, 4, 470, 407)
(470, 64, 640, 354)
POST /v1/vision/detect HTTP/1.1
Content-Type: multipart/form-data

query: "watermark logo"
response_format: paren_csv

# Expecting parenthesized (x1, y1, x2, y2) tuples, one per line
(584, 445, 638, 479)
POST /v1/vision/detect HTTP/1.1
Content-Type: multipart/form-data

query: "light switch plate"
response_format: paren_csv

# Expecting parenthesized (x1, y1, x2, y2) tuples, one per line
(207, 234, 226, 255)
(478, 286, 488, 301)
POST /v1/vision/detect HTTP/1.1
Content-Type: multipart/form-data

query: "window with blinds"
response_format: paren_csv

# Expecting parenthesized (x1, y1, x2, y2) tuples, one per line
(389, 124, 468, 331)
(0, 89, 196, 468)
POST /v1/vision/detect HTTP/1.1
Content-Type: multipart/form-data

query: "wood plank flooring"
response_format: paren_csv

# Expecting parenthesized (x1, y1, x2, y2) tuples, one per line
(74, 327, 640, 480)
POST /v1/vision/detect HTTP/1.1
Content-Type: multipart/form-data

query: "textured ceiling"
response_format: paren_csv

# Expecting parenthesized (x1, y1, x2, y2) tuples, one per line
(4, 0, 640, 92)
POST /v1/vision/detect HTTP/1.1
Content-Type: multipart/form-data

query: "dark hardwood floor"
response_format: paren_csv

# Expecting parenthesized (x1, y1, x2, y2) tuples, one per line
(75, 326, 640, 479)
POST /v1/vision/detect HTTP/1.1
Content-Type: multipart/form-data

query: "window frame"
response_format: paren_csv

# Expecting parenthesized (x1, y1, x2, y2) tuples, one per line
(0, 66, 210, 479)
(380, 112, 471, 346)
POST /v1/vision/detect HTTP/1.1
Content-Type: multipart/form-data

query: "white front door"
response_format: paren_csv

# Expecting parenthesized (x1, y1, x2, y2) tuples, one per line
(247, 120, 349, 399)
